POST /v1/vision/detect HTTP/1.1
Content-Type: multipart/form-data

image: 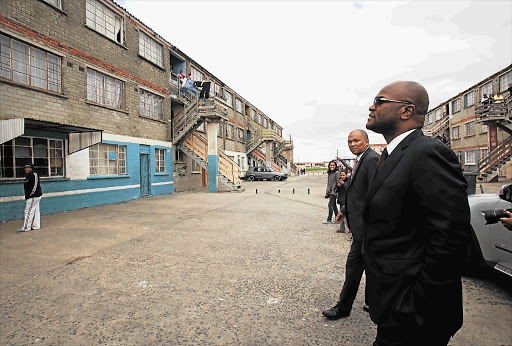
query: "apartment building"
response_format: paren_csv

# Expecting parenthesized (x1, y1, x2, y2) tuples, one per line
(0, 0, 294, 221)
(423, 64, 512, 181)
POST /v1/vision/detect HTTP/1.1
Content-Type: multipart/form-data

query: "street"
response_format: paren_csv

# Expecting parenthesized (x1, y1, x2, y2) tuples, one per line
(1, 175, 511, 345)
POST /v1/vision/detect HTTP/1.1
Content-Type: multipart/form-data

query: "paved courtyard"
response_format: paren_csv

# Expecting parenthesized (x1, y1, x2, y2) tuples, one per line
(1, 175, 511, 345)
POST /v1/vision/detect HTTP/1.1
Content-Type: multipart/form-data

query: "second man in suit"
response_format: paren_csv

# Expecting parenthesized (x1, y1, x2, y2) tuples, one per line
(322, 129, 379, 319)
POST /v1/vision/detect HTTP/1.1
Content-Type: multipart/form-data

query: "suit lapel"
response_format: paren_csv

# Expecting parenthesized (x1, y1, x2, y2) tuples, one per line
(347, 147, 369, 189)
(364, 129, 423, 209)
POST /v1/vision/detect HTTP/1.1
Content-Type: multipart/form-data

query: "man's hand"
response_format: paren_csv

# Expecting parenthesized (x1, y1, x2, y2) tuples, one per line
(336, 212, 345, 224)
(500, 211, 512, 231)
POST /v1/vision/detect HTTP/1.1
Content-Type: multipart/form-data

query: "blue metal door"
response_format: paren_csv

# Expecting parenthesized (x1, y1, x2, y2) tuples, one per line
(140, 153, 150, 196)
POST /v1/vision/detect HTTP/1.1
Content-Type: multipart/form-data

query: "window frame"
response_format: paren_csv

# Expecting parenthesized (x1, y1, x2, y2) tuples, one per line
(480, 123, 488, 133)
(435, 109, 441, 121)
(464, 91, 475, 108)
(223, 89, 233, 107)
(85, 0, 125, 45)
(41, 0, 62, 9)
(237, 127, 245, 143)
(480, 82, 492, 100)
(452, 99, 461, 113)
(139, 88, 164, 121)
(235, 98, 243, 113)
(465, 150, 477, 165)
(87, 68, 125, 109)
(452, 126, 460, 139)
(1, 136, 64, 179)
(89, 143, 127, 176)
(155, 148, 166, 173)
(464, 121, 475, 137)
(0, 33, 62, 92)
(138, 30, 163, 67)
(499, 71, 512, 92)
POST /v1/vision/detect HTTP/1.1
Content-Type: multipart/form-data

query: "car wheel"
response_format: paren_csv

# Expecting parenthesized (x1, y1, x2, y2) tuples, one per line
(274, 175, 281, 181)
(247, 175, 255, 181)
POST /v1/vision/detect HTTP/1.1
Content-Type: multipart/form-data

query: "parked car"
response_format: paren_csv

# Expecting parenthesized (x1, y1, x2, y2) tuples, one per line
(467, 184, 512, 277)
(244, 166, 288, 181)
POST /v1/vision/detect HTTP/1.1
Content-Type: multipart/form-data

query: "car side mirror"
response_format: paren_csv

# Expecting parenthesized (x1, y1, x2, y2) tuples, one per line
(499, 184, 512, 202)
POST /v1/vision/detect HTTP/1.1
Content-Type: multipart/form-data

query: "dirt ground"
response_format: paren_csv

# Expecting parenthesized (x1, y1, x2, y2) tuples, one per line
(0, 175, 511, 345)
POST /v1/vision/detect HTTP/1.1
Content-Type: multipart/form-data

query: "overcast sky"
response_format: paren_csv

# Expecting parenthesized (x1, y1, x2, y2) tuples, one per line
(117, 0, 511, 162)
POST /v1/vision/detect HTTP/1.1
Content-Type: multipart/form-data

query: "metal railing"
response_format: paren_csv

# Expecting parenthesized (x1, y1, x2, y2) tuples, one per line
(478, 135, 512, 176)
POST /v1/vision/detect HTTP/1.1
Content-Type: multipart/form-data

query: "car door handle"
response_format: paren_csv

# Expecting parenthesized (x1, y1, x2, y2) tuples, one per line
(495, 244, 512, 254)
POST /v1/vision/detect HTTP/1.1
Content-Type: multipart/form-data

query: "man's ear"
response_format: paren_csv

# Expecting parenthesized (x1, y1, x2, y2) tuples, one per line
(400, 105, 415, 120)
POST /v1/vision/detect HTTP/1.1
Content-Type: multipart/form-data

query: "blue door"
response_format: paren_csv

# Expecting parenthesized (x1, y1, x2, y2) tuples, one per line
(140, 153, 150, 196)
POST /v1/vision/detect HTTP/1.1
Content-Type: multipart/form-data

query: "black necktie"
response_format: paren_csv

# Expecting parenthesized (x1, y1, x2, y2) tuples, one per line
(377, 148, 388, 171)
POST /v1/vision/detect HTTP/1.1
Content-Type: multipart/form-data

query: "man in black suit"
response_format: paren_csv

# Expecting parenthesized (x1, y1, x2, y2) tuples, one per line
(364, 81, 470, 345)
(322, 129, 379, 319)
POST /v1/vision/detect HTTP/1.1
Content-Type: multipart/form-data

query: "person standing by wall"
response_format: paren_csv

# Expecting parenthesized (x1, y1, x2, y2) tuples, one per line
(323, 160, 340, 224)
(17, 163, 42, 233)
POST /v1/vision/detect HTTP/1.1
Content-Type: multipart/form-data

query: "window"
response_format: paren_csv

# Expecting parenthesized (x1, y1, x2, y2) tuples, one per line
(258, 113, 262, 125)
(465, 150, 476, 165)
(263, 117, 268, 128)
(197, 122, 206, 132)
(43, 0, 61, 8)
(191, 160, 201, 172)
(87, 69, 124, 108)
(464, 91, 475, 108)
(435, 109, 441, 121)
(452, 126, 460, 139)
(223, 89, 232, 106)
(236, 99, 243, 113)
(155, 148, 165, 173)
(481, 124, 488, 133)
(175, 149, 184, 162)
(138, 30, 162, 67)
(1, 136, 64, 179)
(499, 71, 512, 92)
(237, 128, 245, 142)
(0, 33, 61, 92)
(452, 99, 461, 113)
(480, 82, 492, 100)
(217, 122, 222, 136)
(214, 83, 222, 98)
(139, 89, 163, 120)
(481, 148, 488, 159)
(250, 109, 256, 121)
(426, 113, 433, 124)
(464, 121, 475, 136)
(226, 123, 234, 139)
(89, 143, 126, 175)
(86, 0, 124, 44)
(190, 66, 203, 82)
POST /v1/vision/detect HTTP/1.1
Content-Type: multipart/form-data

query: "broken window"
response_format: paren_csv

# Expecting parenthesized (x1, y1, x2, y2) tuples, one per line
(86, 0, 124, 45)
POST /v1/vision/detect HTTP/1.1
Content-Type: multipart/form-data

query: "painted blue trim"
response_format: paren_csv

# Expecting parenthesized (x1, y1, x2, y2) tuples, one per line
(87, 175, 131, 180)
(208, 154, 218, 193)
(1, 138, 175, 221)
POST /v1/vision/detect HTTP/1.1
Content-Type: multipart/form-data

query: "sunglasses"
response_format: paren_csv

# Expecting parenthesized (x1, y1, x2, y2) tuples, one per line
(373, 96, 413, 107)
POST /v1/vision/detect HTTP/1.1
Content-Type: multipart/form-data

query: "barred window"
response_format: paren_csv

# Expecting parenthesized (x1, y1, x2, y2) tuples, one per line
(499, 71, 512, 92)
(155, 148, 166, 173)
(86, 0, 124, 44)
(139, 31, 162, 67)
(89, 143, 126, 175)
(139, 89, 163, 120)
(87, 69, 124, 108)
(1, 136, 63, 179)
(0, 33, 61, 92)
(452, 99, 461, 113)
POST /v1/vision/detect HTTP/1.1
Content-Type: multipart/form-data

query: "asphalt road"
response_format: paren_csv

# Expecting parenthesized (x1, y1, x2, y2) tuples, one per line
(0, 175, 511, 345)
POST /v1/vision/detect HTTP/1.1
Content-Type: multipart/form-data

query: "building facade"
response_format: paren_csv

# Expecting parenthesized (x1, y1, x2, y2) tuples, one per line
(423, 64, 512, 180)
(0, 0, 294, 220)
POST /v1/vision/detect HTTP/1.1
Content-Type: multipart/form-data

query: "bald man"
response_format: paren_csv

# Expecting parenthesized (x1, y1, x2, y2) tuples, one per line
(364, 81, 470, 345)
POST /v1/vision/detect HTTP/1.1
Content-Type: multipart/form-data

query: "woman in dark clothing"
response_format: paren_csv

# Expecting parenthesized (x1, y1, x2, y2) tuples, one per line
(324, 160, 340, 224)
(335, 171, 349, 233)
